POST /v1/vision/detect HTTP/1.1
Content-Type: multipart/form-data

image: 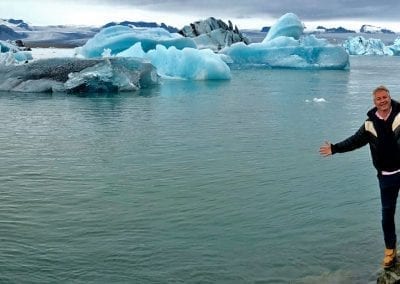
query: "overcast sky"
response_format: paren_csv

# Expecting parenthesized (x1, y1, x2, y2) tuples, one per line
(1, 0, 400, 31)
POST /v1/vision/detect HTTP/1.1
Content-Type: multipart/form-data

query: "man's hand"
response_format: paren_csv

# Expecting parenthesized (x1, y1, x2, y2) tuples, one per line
(319, 141, 332, 157)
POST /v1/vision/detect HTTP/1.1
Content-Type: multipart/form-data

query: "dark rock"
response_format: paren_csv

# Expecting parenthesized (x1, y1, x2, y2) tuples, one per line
(178, 17, 250, 50)
(261, 26, 270, 33)
(377, 260, 400, 283)
(5, 19, 31, 31)
(312, 26, 355, 33)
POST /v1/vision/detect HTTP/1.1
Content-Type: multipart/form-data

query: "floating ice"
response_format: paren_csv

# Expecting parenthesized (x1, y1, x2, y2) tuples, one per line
(343, 36, 393, 55)
(220, 13, 349, 69)
(0, 57, 159, 93)
(74, 12, 348, 83)
(313, 97, 326, 102)
(76, 25, 230, 80)
(263, 13, 304, 42)
(221, 35, 349, 69)
(76, 25, 197, 58)
(305, 98, 327, 103)
(389, 38, 400, 56)
(342, 36, 400, 56)
(0, 40, 32, 64)
(1, 13, 351, 94)
(117, 43, 231, 80)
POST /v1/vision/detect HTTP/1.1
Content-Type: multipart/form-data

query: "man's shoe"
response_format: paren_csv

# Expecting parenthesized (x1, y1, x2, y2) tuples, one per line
(383, 248, 397, 268)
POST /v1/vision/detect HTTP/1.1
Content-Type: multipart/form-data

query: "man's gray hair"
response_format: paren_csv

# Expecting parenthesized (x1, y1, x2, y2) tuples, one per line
(373, 85, 390, 96)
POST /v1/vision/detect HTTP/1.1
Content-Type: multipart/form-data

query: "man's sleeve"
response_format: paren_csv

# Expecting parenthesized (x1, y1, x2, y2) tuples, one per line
(331, 124, 369, 154)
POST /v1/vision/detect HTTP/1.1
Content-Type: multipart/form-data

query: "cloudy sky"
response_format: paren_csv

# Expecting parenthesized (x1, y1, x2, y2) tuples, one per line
(1, 0, 400, 31)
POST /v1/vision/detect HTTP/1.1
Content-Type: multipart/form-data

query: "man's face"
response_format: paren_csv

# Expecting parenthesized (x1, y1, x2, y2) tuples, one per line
(374, 90, 391, 112)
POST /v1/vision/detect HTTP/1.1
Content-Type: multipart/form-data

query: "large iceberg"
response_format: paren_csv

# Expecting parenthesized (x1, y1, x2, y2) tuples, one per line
(220, 13, 349, 69)
(0, 57, 159, 93)
(74, 13, 349, 82)
(76, 25, 197, 58)
(117, 43, 231, 80)
(77, 25, 231, 80)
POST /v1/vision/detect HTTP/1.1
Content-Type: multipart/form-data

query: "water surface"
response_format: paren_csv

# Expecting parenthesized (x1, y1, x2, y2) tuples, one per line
(1, 56, 400, 283)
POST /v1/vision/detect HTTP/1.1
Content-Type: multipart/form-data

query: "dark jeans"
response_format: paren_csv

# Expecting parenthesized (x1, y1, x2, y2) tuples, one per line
(378, 172, 400, 249)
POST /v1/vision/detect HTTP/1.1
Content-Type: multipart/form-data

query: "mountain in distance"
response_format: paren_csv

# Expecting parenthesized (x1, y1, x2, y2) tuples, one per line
(0, 18, 182, 47)
(0, 24, 26, 40)
(1, 17, 398, 48)
(0, 18, 100, 47)
(261, 24, 396, 35)
(0, 18, 30, 40)
(102, 21, 178, 33)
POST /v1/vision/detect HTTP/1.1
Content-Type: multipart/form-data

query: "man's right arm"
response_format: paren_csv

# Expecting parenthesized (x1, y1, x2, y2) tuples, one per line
(331, 124, 369, 154)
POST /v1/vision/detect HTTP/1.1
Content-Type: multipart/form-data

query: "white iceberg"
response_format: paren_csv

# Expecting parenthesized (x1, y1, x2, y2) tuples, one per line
(220, 13, 349, 69)
(343, 36, 393, 55)
(342, 36, 400, 56)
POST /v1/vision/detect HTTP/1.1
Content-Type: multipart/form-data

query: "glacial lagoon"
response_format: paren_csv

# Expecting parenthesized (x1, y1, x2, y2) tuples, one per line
(1, 56, 400, 283)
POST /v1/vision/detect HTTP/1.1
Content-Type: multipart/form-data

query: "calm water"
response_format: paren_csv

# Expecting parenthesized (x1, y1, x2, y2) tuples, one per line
(1, 56, 400, 283)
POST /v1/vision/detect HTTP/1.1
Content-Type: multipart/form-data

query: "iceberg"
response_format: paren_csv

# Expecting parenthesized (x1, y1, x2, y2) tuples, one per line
(342, 36, 400, 56)
(74, 12, 348, 82)
(117, 43, 231, 80)
(0, 57, 159, 93)
(77, 25, 231, 80)
(220, 13, 349, 69)
(76, 25, 197, 58)
(263, 12, 304, 42)
(0, 40, 32, 64)
(389, 38, 400, 56)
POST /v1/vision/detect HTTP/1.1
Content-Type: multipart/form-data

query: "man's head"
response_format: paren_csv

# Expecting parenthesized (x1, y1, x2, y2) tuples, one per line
(373, 85, 391, 113)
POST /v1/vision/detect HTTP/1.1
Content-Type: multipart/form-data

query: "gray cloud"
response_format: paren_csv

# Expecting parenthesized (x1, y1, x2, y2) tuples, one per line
(83, 0, 400, 22)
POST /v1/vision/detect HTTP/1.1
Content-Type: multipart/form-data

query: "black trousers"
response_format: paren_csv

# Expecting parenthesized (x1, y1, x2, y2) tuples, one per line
(378, 172, 400, 249)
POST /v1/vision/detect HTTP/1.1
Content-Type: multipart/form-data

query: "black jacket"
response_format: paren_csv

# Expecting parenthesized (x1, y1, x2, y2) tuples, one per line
(331, 100, 400, 173)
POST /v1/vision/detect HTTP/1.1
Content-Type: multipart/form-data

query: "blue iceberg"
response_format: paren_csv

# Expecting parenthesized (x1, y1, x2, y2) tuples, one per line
(263, 12, 304, 42)
(117, 43, 231, 80)
(221, 13, 349, 69)
(77, 25, 231, 80)
(76, 25, 197, 58)
(389, 39, 400, 56)
(0, 40, 32, 64)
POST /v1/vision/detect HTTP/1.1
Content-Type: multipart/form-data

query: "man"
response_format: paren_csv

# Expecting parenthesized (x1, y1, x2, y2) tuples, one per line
(319, 85, 400, 268)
